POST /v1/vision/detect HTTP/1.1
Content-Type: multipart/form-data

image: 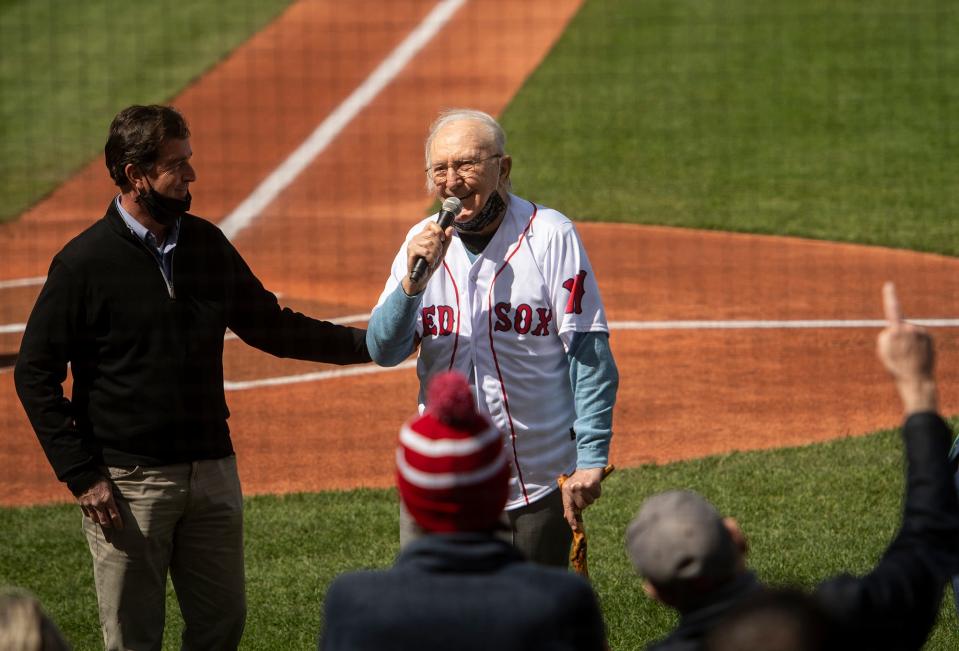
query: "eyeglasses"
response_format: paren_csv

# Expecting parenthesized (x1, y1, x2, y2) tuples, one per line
(427, 154, 502, 182)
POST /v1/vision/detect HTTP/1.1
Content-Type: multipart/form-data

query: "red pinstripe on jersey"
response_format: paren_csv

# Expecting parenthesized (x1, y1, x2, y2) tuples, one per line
(441, 260, 462, 370)
(486, 201, 538, 505)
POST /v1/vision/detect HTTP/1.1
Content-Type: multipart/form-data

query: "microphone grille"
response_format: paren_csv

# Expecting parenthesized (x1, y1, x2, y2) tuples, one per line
(442, 196, 463, 216)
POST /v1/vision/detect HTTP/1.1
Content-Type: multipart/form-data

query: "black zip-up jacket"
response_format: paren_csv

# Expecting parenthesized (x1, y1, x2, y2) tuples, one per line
(15, 200, 371, 496)
(321, 533, 607, 651)
(648, 412, 959, 651)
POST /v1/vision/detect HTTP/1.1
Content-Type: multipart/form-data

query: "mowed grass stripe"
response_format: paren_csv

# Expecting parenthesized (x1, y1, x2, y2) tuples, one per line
(0, 0, 296, 223)
(503, 0, 959, 256)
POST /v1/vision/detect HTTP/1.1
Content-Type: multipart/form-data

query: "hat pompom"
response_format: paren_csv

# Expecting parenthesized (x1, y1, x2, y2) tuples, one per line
(426, 371, 476, 427)
(397, 370, 510, 533)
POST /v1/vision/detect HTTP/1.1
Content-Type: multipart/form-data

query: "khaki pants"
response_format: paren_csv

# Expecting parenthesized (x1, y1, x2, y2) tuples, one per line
(82, 456, 246, 651)
(399, 488, 572, 567)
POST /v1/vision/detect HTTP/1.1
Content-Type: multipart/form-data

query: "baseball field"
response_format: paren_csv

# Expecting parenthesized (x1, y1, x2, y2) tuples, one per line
(2, 0, 958, 648)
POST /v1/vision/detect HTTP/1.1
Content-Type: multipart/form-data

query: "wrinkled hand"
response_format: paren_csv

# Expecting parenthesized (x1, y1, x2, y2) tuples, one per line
(877, 282, 937, 414)
(402, 221, 454, 295)
(77, 479, 123, 529)
(561, 467, 606, 532)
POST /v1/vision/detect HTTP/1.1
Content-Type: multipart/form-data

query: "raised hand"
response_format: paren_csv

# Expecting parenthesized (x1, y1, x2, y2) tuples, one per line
(877, 282, 937, 414)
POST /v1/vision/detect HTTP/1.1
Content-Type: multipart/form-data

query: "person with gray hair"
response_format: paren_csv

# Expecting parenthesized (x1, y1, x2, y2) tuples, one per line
(423, 109, 510, 194)
(367, 108, 619, 567)
(0, 589, 71, 651)
(625, 283, 959, 651)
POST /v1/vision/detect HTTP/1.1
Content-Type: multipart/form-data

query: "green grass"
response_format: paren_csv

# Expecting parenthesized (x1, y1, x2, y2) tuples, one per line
(0, 0, 295, 223)
(504, 0, 959, 256)
(3, 427, 958, 649)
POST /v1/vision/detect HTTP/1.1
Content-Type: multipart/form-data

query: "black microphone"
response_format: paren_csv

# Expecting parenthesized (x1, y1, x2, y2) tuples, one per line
(409, 196, 463, 283)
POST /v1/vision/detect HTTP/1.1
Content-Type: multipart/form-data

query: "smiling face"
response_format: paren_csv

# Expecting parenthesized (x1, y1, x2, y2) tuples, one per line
(427, 119, 511, 229)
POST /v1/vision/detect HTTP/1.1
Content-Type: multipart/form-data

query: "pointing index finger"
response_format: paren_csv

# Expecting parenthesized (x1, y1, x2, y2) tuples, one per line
(882, 282, 902, 325)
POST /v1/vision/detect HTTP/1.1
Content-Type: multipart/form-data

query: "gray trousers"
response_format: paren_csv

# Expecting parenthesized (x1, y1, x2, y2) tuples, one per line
(400, 488, 572, 567)
(82, 456, 246, 651)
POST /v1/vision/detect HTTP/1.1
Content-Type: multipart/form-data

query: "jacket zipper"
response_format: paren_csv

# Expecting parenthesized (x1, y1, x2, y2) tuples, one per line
(133, 237, 175, 299)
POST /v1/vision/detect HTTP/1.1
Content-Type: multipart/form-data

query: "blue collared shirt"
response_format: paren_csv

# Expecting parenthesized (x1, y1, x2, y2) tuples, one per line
(116, 195, 180, 296)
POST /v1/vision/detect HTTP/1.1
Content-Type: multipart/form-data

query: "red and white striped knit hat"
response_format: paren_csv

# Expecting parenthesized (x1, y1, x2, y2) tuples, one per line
(396, 371, 510, 533)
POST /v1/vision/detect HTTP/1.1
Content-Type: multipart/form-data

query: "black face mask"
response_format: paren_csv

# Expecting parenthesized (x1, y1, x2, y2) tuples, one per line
(453, 191, 507, 234)
(138, 185, 191, 226)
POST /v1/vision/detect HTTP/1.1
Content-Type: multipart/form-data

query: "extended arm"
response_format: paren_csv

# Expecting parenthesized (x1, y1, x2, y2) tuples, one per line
(815, 283, 959, 648)
(815, 412, 959, 649)
(226, 242, 370, 364)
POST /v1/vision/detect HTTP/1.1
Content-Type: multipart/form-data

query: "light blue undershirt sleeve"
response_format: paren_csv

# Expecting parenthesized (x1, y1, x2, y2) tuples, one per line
(567, 331, 619, 469)
(366, 284, 422, 367)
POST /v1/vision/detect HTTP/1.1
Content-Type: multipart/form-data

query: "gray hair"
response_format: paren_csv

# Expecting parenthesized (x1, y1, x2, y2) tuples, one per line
(424, 109, 510, 193)
(0, 589, 71, 651)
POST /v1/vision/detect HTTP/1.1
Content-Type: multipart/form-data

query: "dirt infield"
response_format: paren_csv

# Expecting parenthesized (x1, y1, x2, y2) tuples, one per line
(3, 0, 959, 506)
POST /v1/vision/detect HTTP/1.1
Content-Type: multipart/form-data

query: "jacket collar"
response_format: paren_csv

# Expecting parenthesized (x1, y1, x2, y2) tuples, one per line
(105, 196, 136, 239)
(667, 571, 763, 643)
(395, 533, 525, 573)
(104, 196, 192, 240)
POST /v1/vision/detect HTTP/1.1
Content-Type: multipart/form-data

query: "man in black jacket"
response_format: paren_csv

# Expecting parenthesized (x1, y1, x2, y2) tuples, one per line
(624, 282, 959, 651)
(14, 105, 371, 651)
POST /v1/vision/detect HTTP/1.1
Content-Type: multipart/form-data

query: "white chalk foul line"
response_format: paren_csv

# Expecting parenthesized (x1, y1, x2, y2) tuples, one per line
(0, 276, 45, 290)
(0, 323, 27, 335)
(0, 0, 465, 288)
(218, 317, 959, 391)
(5, 318, 959, 384)
(224, 359, 417, 391)
(217, 0, 466, 241)
(2, 312, 369, 337)
(5, 316, 959, 339)
(609, 318, 959, 330)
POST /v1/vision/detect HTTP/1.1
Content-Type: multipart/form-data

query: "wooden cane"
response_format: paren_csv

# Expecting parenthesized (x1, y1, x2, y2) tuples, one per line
(557, 464, 615, 578)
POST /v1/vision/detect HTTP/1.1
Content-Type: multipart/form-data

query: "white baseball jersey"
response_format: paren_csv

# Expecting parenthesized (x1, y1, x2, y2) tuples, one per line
(373, 194, 610, 509)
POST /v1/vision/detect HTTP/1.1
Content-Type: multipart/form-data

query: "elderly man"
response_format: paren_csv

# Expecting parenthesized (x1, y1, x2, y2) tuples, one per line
(625, 284, 959, 651)
(14, 104, 371, 650)
(367, 108, 619, 566)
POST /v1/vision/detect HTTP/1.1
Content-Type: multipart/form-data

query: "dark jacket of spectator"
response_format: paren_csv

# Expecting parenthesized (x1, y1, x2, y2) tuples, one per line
(644, 411, 959, 651)
(648, 572, 762, 651)
(321, 532, 606, 651)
